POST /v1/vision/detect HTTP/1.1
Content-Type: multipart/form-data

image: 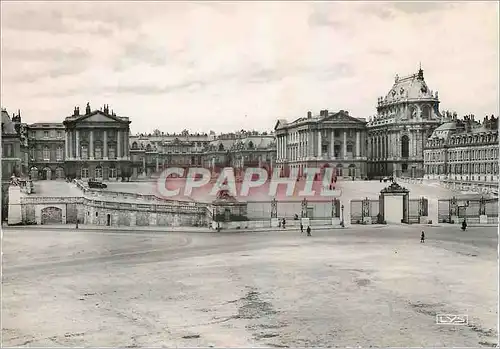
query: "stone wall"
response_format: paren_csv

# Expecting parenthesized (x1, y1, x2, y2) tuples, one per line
(82, 203, 208, 227)
(18, 195, 209, 228)
(66, 203, 79, 223)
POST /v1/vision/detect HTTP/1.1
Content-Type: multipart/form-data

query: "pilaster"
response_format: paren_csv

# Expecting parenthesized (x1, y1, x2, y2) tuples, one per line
(343, 131, 347, 159)
(89, 130, 94, 160)
(103, 130, 108, 160)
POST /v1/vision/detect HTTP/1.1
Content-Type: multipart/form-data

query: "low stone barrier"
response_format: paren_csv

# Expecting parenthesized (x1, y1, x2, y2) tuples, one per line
(18, 195, 209, 227)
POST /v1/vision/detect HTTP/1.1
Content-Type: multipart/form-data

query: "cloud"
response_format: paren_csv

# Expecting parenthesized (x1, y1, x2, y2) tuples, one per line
(308, 4, 346, 29)
(2, 47, 90, 62)
(1, 2, 498, 134)
(102, 80, 207, 95)
(0, 3, 115, 36)
(390, 1, 460, 14)
(112, 38, 175, 71)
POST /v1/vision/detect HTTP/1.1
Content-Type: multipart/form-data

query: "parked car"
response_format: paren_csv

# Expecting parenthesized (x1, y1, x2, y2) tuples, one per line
(88, 179, 107, 189)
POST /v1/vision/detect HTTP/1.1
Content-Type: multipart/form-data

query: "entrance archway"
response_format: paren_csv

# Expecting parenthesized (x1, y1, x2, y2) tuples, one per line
(336, 163, 343, 177)
(41, 206, 62, 224)
(30, 167, 38, 180)
(43, 167, 52, 180)
(348, 164, 356, 177)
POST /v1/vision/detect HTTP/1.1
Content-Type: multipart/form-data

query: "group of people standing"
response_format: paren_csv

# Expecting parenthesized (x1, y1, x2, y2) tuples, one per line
(279, 218, 311, 236)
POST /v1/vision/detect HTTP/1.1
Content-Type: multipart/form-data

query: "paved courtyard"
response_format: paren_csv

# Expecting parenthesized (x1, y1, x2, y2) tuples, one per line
(2, 225, 497, 347)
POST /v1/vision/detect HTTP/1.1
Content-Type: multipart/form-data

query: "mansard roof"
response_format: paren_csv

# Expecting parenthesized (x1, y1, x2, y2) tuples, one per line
(378, 67, 439, 106)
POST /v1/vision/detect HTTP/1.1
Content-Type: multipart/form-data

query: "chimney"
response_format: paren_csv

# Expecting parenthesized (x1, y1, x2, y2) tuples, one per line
(324, 109, 329, 116)
(307, 111, 312, 118)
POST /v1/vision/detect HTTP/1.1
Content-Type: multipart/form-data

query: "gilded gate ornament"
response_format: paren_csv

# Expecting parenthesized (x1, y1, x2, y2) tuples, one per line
(271, 198, 277, 218)
(479, 196, 486, 216)
(362, 197, 370, 218)
(449, 196, 458, 216)
(331, 198, 338, 218)
(301, 198, 308, 218)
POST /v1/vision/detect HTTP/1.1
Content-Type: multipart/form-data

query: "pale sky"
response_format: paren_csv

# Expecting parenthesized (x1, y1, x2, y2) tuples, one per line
(1, 1, 498, 134)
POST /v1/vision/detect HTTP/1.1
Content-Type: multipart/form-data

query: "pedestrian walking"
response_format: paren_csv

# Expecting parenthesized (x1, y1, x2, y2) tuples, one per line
(420, 231, 425, 243)
(282, 218, 286, 229)
(461, 219, 467, 231)
(300, 223, 304, 234)
(307, 226, 311, 236)
(76, 219, 79, 229)
(278, 220, 282, 228)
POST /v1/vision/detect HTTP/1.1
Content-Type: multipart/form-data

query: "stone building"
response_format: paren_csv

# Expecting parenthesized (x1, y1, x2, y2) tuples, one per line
(62, 103, 132, 180)
(424, 114, 499, 188)
(129, 130, 215, 178)
(202, 131, 276, 175)
(2, 108, 27, 179)
(27, 122, 66, 180)
(366, 67, 443, 178)
(2, 108, 28, 220)
(274, 109, 367, 178)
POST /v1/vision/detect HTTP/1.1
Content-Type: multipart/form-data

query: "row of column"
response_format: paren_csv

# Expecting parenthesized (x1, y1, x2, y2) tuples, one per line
(277, 129, 361, 160)
(65, 129, 130, 160)
(370, 131, 424, 159)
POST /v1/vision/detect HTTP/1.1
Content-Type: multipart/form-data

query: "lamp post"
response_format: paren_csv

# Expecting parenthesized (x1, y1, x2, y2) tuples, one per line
(341, 204, 345, 227)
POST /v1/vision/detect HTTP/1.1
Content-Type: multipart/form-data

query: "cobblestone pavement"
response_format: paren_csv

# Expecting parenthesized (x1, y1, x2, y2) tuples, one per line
(2, 225, 498, 347)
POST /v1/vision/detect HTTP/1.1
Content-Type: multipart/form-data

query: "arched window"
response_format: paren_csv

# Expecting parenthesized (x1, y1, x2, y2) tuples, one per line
(421, 105, 431, 119)
(43, 146, 50, 160)
(401, 135, 410, 158)
(80, 145, 89, 160)
(409, 106, 417, 119)
(95, 166, 103, 179)
(81, 167, 89, 179)
(108, 146, 116, 159)
(146, 144, 152, 151)
(94, 143, 102, 159)
(132, 142, 138, 149)
(56, 146, 63, 161)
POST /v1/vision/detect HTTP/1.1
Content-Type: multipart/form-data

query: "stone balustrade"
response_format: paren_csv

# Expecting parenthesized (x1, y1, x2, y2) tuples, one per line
(73, 179, 203, 207)
(21, 196, 84, 204)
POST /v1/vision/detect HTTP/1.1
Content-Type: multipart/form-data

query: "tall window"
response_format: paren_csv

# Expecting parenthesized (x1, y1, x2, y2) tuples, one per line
(44, 131, 49, 138)
(57, 131, 62, 138)
(56, 147, 63, 161)
(95, 167, 103, 178)
(401, 135, 410, 158)
(81, 146, 88, 160)
(108, 147, 116, 159)
(43, 147, 50, 160)
(110, 168, 117, 179)
(95, 147, 102, 160)
(81, 168, 89, 178)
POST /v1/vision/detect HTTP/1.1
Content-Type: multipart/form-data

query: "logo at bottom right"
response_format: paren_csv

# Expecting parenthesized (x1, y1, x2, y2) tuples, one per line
(436, 314, 469, 325)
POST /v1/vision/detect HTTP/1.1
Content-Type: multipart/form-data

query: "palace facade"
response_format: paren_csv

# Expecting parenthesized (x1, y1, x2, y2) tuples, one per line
(129, 130, 214, 178)
(366, 67, 442, 178)
(274, 109, 367, 178)
(274, 67, 495, 181)
(423, 115, 499, 187)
